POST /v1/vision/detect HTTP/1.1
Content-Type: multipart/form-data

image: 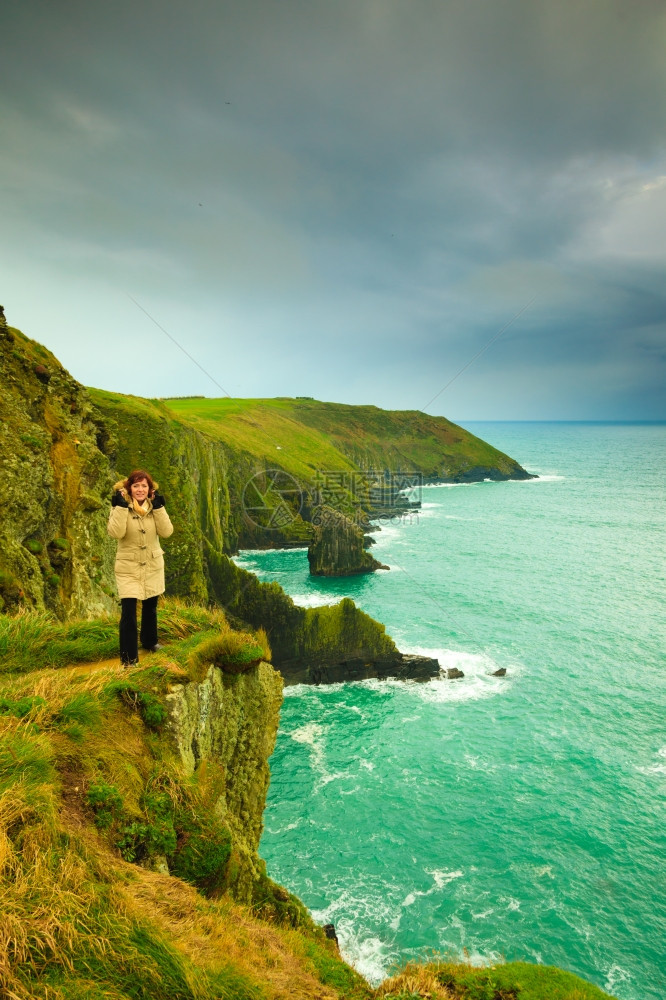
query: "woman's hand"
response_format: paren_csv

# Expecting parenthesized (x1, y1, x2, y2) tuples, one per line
(151, 493, 166, 510)
(111, 491, 129, 508)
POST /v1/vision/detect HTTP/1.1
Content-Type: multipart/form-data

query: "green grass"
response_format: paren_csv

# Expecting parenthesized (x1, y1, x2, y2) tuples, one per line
(187, 626, 271, 681)
(0, 602, 227, 674)
(434, 960, 615, 999)
(0, 609, 119, 672)
(162, 395, 524, 479)
(302, 937, 369, 999)
(89, 389, 527, 493)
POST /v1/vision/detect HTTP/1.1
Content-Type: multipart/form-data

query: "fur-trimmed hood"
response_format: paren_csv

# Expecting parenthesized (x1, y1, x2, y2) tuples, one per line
(113, 478, 160, 499)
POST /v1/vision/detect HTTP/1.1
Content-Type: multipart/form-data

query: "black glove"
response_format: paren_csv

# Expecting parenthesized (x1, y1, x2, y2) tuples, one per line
(111, 491, 129, 508)
(151, 492, 165, 510)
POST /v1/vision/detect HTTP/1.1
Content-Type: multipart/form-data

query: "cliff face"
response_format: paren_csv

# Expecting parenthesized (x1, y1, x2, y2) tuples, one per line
(165, 657, 284, 901)
(0, 309, 116, 616)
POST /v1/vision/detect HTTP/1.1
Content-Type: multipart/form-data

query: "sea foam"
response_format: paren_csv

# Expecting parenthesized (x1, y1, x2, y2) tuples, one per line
(400, 645, 517, 704)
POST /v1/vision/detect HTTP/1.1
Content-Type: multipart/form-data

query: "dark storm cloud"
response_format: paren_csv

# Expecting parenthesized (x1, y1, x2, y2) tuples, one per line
(1, 0, 665, 417)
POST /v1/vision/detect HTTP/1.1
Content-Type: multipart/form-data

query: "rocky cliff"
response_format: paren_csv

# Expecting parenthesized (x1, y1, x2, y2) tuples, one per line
(0, 612, 354, 998)
(307, 505, 389, 577)
(165, 657, 283, 901)
(0, 307, 116, 617)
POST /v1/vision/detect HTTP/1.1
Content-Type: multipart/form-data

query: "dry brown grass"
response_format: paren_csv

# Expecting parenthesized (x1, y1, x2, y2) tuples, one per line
(0, 648, 368, 1000)
(0, 784, 114, 1000)
(375, 962, 453, 999)
(125, 866, 342, 1000)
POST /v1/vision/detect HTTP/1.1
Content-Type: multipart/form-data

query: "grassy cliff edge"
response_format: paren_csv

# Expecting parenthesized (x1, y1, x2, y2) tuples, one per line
(0, 606, 616, 1000)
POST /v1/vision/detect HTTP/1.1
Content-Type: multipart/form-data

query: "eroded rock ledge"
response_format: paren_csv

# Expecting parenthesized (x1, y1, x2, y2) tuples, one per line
(278, 651, 440, 686)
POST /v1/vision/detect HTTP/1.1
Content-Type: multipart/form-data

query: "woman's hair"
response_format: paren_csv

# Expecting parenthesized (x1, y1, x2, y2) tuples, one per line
(124, 469, 155, 493)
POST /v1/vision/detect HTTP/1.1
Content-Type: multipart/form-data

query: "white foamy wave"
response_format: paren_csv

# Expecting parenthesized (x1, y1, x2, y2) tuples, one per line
(400, 646, 516, 704)
(311, 892, 398, 983)
(290, 722, 327, 769)
(604, 964, 632, 994)
(265, 818, 302, 835)
(464, 753, 499, 773)
(520, 473, 565, 482)
(317, 771, 348, 788)
(427, 868, 465, 888)
(416, 502, 442, 519)
(337, 929, 395, 986)
(370, 522, 403, 543)
(636, 744, 666, 775)
(398, 868, 464, 910)
(291, 592, 338, 608)
(282, 680, 347, 698)
(230, 556, 263, 573)
(236, 546, 308, 555)
(421, 481, 473, 488)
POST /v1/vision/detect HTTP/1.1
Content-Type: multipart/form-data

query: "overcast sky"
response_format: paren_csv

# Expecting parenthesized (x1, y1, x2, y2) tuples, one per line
(1, 0, 665, 419)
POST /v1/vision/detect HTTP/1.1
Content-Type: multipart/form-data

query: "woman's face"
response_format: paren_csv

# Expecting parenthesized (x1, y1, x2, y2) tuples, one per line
(130, 479, 150, 503)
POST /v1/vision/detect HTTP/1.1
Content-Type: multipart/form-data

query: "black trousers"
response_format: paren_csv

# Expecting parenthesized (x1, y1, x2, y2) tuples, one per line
(119, 596, 159, 664)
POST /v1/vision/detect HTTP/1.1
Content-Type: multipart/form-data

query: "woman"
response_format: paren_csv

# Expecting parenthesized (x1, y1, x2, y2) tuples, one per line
(107, 469, 173, 666)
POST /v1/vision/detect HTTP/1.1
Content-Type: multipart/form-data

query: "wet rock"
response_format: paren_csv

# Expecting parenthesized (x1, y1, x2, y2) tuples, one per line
(490, 667, 507, 677)
(282, 651, 440, 686)
(446, 667, 465, 679)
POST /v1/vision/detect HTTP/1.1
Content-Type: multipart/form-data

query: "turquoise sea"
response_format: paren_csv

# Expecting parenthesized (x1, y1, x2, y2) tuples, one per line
(238, 423, 665, 1000)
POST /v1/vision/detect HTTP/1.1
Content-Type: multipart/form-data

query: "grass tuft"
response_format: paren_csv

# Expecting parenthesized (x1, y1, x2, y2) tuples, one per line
(106, 680, 168, 729)
(187, 625, 271, 682)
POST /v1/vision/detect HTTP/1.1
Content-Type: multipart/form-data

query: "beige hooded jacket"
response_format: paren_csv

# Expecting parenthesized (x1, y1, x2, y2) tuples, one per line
(107, 479, 174, 600)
